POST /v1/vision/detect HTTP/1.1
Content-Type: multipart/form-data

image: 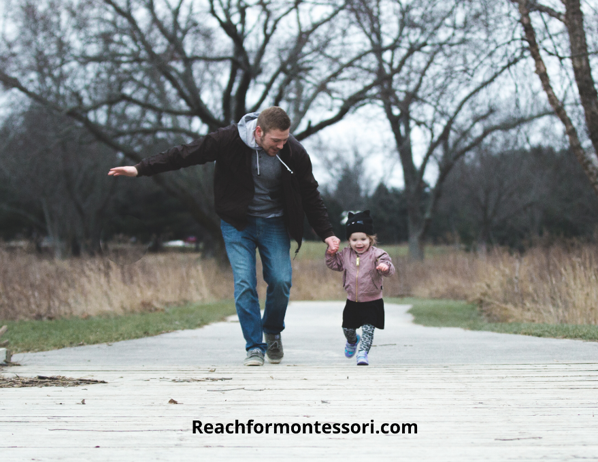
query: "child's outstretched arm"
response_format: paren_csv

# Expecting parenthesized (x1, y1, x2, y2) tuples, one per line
(375, 252, 395, 276)
(325, 247, 344, 272)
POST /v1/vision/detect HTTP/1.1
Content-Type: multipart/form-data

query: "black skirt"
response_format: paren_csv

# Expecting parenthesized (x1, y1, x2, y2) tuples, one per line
(342, 298, 385, 330)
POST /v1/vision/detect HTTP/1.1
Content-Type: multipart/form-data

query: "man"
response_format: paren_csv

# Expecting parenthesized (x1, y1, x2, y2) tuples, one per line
(108, 107, 340, 366)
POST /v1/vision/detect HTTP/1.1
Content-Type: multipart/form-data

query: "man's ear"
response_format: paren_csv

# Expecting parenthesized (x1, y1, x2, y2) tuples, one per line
(255, 125, 263, 138)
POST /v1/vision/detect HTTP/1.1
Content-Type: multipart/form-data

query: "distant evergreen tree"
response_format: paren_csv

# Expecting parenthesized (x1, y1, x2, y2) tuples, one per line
(366, 184, 409, 244)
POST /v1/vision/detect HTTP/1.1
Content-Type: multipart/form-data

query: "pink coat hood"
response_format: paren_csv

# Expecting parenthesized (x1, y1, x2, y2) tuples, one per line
(325, 245, 395, 302)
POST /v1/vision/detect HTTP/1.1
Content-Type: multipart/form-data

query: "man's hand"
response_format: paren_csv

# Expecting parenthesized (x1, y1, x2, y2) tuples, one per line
(325, 236, 340, 254)
(376, 263, 390, 274)
(108, 166, 138, 177)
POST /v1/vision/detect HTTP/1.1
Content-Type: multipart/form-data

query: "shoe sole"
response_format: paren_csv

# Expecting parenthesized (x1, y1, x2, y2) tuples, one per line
(266, 353, 283, 364)
(244, 360, 264, 366)
(265, 335, 283, 364)
(357, 362, 369, 366)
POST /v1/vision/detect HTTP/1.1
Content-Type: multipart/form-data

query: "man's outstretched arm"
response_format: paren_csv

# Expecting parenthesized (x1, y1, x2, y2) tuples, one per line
(108, 128, 225, 179)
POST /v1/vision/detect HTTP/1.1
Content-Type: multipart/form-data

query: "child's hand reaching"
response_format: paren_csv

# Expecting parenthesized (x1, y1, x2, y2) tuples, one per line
(376, 263, 390, 274)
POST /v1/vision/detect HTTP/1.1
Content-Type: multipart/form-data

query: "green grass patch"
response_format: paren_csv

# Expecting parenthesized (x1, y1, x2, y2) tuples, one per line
(389, 297, 598, 342)
(1, 300, 236, 353)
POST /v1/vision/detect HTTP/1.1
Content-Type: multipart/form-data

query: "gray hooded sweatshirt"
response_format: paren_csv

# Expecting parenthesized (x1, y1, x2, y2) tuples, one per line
(237, 112, 290, 218)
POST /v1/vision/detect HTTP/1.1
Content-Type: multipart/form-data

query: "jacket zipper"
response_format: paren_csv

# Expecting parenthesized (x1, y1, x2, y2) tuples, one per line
(355, 254, 360, 302)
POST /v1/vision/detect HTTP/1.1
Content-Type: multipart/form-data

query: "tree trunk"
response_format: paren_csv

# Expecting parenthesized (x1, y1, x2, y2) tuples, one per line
(516, 0, 598, 194)
(564, 0, 598, 160)
(41, 198, 65, 259)
(406, 197, 425, 261)
(407, 230, 424, 261)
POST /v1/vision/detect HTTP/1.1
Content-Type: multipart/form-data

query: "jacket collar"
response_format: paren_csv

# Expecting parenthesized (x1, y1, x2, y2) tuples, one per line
(350, 246, 374, 257)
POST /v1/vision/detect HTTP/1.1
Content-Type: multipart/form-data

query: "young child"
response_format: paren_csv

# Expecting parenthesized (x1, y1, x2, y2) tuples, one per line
(325, 210, 395, 366)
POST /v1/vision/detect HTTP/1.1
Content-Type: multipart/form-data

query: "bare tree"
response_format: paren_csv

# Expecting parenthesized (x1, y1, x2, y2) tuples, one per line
(437, 143, 598, 249)
(441, 146, 541, 252)
(0, 0, 379, 256)
(349, 0, 548, 260)
(318, 145, 372, 212)
(512, 0, 598, 194)
(0, 105, 118, 258)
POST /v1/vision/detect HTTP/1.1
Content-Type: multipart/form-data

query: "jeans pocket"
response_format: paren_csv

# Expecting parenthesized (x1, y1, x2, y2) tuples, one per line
(221, 220, 241, 243)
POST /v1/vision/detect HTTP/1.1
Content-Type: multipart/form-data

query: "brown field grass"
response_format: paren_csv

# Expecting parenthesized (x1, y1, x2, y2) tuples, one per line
(290, 242, 598, 325)
(396, 244, 598, 325)
(1, 241, 597, 325)
(471, 245, 598, 325)
(0, 251, 233, 320)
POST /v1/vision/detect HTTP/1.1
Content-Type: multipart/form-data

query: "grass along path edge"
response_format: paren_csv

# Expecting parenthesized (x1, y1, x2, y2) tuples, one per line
(5, 297, 596, 355)
(1, 300, 236, 354)
(391, 297, 598, 342)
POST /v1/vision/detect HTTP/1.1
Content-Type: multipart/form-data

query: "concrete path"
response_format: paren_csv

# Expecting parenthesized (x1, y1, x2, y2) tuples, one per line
(2, 302, 598, 461)
(13, 301, 598, 366)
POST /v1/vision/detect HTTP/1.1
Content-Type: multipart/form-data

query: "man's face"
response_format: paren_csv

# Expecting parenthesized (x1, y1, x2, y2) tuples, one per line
(255, 126, 290, 156)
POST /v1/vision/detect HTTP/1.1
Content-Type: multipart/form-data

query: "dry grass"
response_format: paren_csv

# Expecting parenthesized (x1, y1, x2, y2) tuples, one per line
(394, 244, 598, 325)
(0, 244, 402, 320)
(394, 253, 480, 301)
(472, 245, 598, 325)
(0, 250, 233, 320)
(2, 242, 597, 325)
(292, 241, 598, 326)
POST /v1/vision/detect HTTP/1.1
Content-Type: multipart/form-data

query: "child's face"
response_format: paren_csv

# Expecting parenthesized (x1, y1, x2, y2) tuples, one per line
(349, 232, 370, 254)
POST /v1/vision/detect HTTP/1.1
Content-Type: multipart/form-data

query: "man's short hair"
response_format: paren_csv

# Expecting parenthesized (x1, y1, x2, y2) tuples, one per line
(257, 107, 291, 134)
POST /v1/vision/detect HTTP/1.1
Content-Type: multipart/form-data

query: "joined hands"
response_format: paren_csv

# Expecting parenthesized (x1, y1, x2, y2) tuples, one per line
(325, 236, 340, 254)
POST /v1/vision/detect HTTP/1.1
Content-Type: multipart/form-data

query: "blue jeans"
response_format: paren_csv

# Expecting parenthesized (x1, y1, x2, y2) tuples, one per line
(221, 216, 292, 353)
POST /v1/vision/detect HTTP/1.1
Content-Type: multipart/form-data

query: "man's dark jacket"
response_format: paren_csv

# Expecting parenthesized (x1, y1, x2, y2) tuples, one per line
(135, 124, 335, 249)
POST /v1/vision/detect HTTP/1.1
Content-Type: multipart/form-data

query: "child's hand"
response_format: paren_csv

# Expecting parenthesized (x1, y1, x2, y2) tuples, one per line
(326, 246, 338, 255)
(376, 263, 389, 273)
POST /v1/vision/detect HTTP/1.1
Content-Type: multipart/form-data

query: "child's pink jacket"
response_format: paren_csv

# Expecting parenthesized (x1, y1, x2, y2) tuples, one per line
(325, 246, 395, 302)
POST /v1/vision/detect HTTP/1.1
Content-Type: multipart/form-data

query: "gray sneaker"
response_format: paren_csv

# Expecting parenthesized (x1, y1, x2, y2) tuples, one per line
(265, 333, 284, 364)
(244, 348, 264, 366)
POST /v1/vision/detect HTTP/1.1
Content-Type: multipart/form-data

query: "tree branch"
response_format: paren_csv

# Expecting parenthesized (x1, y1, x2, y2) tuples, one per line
(515, 0, 598, 194)
(526, 0, 566, 23)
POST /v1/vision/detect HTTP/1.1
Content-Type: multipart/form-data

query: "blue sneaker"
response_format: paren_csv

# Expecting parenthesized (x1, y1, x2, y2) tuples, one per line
(345, 334, 360, 358)
(356, 351, 369, 366)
